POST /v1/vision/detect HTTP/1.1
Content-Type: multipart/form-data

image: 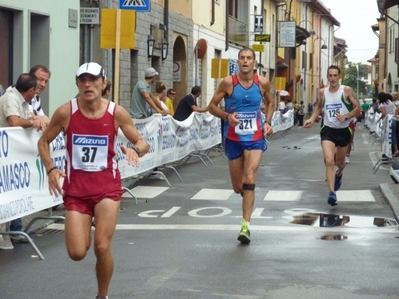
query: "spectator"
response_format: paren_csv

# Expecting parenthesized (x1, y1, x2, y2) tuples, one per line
(308, 101, 314, 118)
(164, 88, 176, 116)
(152, 81, 170, 113)
(130, 67, 169, 119)
(392, 91, 399, 107)
(377, 92, 395, 123)
(0, 73, 44, 250)
(173, 86, 207, 121)
(102, 79, 112, 99)
(278, 98, 285, 114)
(5, 65, 52, 240)
(360, 98, 370, 122)
(391, 107, 399, 157)
(297, 100, 305, 126)
(370, 97, 379, 114)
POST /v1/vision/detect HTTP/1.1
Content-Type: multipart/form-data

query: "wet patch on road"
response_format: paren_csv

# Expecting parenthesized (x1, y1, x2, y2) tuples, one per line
(291, 213, 398, 228)
(290, 213, 398, 240)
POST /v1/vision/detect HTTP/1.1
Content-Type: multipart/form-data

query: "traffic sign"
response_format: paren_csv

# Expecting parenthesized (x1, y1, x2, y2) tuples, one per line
(254, 34, 271, 42)
(254, 15, 263, 33)
(119, 0, 151, 11)
(80, 8, 100, 24)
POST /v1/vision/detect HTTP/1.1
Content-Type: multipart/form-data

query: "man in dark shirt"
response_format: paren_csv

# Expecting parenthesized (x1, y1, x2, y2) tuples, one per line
(173, 86, 208, 121)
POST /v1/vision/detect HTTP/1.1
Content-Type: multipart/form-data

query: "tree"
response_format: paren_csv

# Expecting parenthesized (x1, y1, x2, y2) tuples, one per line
(342, 62, 368, 98)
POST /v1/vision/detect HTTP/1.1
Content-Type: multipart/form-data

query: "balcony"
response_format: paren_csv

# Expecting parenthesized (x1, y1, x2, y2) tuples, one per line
(228, 16, 249, 48)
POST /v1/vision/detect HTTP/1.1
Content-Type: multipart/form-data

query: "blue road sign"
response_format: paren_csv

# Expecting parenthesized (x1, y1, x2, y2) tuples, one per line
(119, 0, 151, 11)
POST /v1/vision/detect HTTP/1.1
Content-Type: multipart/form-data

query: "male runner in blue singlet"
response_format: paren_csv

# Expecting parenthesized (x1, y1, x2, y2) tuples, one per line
(208, 48, 275, 244)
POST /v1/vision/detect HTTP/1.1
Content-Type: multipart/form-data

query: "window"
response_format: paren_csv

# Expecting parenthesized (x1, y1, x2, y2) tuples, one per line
(228, 0, 249, 47)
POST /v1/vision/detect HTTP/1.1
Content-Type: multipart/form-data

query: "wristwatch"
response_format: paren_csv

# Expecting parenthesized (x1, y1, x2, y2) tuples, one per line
(344, 115, 348, 121)
(131, 145, 141, 156)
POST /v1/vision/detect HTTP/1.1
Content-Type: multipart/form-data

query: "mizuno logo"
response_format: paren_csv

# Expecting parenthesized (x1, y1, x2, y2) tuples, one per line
(73, 136, 107, 145)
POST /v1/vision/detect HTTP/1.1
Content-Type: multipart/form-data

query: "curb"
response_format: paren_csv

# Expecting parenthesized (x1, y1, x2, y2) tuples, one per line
(380, 183, 399, 222)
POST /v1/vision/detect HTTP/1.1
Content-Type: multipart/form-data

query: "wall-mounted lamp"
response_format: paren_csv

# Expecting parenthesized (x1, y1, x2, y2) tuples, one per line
(147, 34, 155, 60)
(298, 20, 315, 35)
(314, 36, 328, 49)
(161, 38, 169, 60)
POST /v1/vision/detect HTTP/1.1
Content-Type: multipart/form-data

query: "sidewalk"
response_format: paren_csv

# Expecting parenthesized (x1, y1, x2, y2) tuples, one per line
(380, 182, 399, 222)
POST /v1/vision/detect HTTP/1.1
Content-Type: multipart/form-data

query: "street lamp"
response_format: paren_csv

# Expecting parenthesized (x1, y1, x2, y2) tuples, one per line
(298, 19, 315, 35)
(350, 58, 360, 99)
(147, 35, 155, 61)
(354, 63, 359, 99)
(161, 38, 169, 61)
(313, 36, 328, 49)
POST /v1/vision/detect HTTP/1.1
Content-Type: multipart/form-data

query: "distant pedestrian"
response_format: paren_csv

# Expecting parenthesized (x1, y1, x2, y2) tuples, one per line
(297, 100, 305, 126)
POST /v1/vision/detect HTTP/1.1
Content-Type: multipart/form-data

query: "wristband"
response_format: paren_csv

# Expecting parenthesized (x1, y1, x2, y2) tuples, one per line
(131, 145, 141, 156)
(47, 166, 58, 175)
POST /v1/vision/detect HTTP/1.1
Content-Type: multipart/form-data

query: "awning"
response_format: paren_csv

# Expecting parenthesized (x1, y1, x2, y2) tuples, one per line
(277, 55, 288, 68)
(295, 25, 311, 46)
(377, 0, 399, 12)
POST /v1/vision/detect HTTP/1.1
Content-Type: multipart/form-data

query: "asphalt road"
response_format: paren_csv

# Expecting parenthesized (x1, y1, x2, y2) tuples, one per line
(1, 122, 398, 299)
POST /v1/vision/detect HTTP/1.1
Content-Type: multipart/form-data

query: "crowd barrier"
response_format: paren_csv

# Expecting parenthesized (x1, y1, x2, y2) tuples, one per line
(364, 111, 398, 173)
(0, 112, 221, 225)
(269, 109, 295, 139)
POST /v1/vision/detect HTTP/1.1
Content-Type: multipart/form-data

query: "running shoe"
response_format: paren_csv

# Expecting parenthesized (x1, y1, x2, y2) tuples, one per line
(334, 172, 342, 191)
(327, 191, 338, 206)
(237, 223, 251, 244)
(345, 156, 350, 164)
(96, 296, 108, 299)
(0, 235, 14, 250)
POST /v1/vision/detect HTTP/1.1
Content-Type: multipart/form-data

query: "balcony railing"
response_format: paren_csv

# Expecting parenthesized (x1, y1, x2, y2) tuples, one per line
(228, 16, 249, 48)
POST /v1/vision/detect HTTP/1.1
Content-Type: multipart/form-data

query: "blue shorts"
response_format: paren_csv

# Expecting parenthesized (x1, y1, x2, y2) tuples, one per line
(224, 138, 267, 160)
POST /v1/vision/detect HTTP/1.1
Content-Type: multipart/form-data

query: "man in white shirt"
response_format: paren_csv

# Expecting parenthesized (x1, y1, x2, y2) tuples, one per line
(6, 65, 51, 127)
(0, 73, 44, 250)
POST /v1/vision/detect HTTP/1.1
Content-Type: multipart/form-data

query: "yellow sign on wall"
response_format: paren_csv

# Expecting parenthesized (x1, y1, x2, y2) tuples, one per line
(252, 44, 265, 52)
(275, 77, 286, 91)
(211, 59, 229, 78)
(100, 9, 136, 49)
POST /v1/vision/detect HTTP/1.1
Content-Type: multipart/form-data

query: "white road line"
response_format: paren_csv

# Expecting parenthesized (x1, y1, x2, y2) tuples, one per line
(45, 223, 398, 234)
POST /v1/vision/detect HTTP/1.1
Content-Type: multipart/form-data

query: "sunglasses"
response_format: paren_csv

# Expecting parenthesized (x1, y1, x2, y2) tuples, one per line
(169, 92, 176, 95)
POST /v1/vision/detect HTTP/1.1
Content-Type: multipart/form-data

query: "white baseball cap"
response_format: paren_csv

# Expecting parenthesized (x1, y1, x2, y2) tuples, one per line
(145, 67, 159, 77)
(76, 62, 106, 79)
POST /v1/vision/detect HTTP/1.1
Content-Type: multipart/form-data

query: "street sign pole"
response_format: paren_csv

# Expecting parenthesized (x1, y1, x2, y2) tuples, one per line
(114, 9, 121, 104)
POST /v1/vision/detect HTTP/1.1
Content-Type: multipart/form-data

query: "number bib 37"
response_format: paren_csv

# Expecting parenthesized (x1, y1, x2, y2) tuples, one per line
(72, 134, 109, 171)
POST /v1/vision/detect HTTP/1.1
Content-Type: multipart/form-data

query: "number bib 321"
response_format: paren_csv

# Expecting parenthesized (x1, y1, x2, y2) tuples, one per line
(234, 111, 258, 135)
